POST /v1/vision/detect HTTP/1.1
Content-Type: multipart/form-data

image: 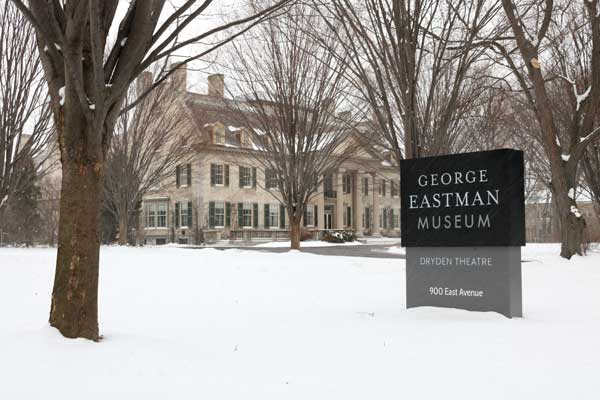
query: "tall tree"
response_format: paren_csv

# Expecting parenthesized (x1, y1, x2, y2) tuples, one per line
(11, 0, 293, 340)
(0, 0, 52, 239)
(228, 3, 361, 249)
(313, 0, 503, 161)
(495, 0, 600, 258)
(103, 70, 191, 246)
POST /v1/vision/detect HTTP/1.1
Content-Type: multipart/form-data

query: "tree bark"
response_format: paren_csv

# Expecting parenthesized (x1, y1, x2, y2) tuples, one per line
(118, 214, 128, 245)
(290, 218, 301, 250)
(49, 156, 102, 340)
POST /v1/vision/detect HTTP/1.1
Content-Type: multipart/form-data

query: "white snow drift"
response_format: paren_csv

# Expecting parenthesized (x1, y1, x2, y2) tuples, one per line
(0, 244, 599, 399)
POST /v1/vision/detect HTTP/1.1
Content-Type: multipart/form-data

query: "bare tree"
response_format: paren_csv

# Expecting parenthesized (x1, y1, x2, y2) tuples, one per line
(103, 70, 191, 246)
(11, 0, 293, 340)
(490, 0, 600, 258)
(228, 4, 361, 249)
(313, 0, 503, 161)
(0, 0, 52, 239)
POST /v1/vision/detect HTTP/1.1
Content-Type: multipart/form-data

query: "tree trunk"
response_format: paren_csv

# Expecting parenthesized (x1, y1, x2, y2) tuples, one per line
(290, 219, 301, 250)
(551, 188, 585, 259)
(49, 144, 102, 341)
(118, 214, 128, 245)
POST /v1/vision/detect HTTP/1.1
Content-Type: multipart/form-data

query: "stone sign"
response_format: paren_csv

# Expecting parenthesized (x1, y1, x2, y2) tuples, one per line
(400, 149, 525, 318)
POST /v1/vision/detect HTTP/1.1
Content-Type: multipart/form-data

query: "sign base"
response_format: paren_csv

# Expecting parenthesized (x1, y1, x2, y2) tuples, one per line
(406, 247, 522, 318)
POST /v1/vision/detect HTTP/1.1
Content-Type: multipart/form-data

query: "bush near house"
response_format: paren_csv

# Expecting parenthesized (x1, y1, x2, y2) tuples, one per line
(321, 230, 356, 243)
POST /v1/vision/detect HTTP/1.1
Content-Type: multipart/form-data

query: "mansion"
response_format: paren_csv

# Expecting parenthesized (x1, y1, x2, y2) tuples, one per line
(141, 70, 401, 245)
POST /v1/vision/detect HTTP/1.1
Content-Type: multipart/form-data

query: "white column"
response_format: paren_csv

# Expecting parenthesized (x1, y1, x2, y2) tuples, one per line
(336, 169, 345, 229)
(372, 173, 381, 236)
(353, 171, 363, 236)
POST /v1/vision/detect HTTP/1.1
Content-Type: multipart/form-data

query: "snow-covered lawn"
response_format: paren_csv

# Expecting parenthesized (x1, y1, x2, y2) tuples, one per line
(0, 244, 599, 399)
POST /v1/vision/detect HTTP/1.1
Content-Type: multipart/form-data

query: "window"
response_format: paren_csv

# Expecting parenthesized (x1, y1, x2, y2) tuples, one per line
(157, 203, 167, 228)
(269, 204, 279, 228)
(242, 203, 253, 227)
(379, 179, 386, 196)
(393, 208, 400, 229)
(180, 165, 188, 187)
(145, 202, 167, 228)
(342, 174, 352, 194)
(324, 174, 335, 198)
(211, 164, 224, 186)
(214, 202, 225, 227)
(343, 205, 352, 227)
(239, 166, 254, 188)
(391, 180, 399, 197)
(180, 204, 189, 227)
(145, 204, 156, 228)
(209, 201, 230, 228)
(265, 169, 278, 190)
(363, 207, 370, 228)
(214, 130, 225, 145)
(305, 204, 315, 227)
(363, 177, 369, 195)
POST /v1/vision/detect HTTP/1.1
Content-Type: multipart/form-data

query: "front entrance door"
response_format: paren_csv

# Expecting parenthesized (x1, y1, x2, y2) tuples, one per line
(324, 205, 334, 229)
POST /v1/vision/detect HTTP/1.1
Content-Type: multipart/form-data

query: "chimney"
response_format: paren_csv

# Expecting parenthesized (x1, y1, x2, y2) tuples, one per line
(136, 71, 154, 95)
(169, 62, 187, 92)
(208, 74, 225, 97)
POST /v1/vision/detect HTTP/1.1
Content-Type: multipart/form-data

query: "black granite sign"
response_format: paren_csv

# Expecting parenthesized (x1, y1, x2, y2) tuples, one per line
(400, 149, 525, 247)
(401, 149, 525, 318)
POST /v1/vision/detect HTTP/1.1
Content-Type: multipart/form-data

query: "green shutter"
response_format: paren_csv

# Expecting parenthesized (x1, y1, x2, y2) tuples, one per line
(187, 164, 192, 186)
(252, 167, 257, 188)
(210, 164, 215, 186)
(175, 202, 180, 228)
(225, 165, 229, 186)
(209, 201, 215, 228)
(253, 203, 258, 228)
(187, 201, 193, 228)
(280, 204, 285, 228)
(314, 205, 318, 227)
(239, 167, 243, 188)
(176, 165, 181, 188)
(238, 203, 244, 227)
(226, 202, 231, 227)
(264, 204, 270, 228)
(303, 207, 308, 227)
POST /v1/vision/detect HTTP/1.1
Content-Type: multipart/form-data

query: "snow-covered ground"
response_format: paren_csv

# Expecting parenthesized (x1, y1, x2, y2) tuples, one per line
(1, 244, 599, 399)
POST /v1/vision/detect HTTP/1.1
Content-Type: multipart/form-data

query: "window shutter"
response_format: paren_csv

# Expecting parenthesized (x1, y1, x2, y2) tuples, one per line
(176, 166, 181, 188)
(239, 166, 243, 188)
(187, 164, 192, 186)
(280, 204, 285, 228)
(175, 202, 180, 228)
(238, 203, 244, 227)
(225, 165, 230, 186)
(314, 205, 318, 227)
(226, 202, 231, 227)
(209, 202, 215, 228)
(187, 201, 193, 228)
(210, 164, 215, 186)
(264, 204, 270, 228)
(253, 203, 258, 228)
(252, 167, 257, 188)
(303, 207, 308, 227)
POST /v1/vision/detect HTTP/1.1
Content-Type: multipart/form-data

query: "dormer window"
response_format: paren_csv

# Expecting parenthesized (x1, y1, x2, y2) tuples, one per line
(213, 129, 225, 145)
